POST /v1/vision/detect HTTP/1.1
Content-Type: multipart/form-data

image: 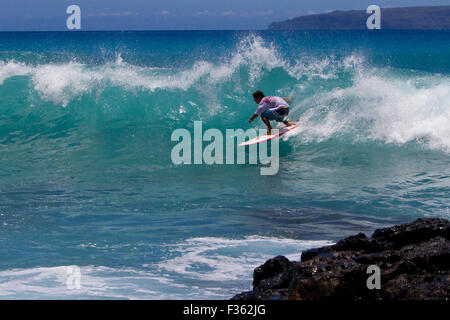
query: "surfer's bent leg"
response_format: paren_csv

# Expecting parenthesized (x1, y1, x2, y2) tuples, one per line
(261, 116, 272, 135)
(275, 106, 293, 127)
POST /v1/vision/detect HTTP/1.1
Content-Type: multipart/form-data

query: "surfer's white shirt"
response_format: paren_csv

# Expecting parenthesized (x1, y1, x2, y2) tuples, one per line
(254, 96, 289, 115)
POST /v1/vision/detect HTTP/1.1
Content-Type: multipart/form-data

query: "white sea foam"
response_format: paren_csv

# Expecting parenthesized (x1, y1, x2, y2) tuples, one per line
(294, 72, 450, 153)
(0, 236, 332, 299)
(157, 236, 332, 282)
(0, 265, 169, 299)
(32, 62, 101, 106)
(0, 60, 32, 84)
(289, 56, 337, 80)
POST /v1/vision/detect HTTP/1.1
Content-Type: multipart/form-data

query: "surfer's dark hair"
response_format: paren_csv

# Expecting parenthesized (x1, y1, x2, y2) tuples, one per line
(252, 91, 265, 100)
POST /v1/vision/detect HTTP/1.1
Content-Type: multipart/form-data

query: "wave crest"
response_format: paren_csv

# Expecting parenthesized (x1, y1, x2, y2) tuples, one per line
(1, 35, 449, 153)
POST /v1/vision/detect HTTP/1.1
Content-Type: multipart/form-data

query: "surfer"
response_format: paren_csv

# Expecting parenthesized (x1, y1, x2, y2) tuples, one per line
(248, 91, 294, 135)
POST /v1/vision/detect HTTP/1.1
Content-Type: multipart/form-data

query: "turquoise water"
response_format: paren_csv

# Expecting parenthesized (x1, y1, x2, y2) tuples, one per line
(0, 30, 449, 299)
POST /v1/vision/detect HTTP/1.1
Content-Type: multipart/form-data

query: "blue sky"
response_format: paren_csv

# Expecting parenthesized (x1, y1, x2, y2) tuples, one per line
(0, 0, 448, 30)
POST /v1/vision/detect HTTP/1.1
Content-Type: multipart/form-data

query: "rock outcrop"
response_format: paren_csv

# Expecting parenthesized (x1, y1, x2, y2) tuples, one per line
(232, 218, 449, 300)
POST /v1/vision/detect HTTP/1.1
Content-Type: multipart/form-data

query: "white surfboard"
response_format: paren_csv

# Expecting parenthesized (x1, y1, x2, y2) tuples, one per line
(238, 123, 299, 146)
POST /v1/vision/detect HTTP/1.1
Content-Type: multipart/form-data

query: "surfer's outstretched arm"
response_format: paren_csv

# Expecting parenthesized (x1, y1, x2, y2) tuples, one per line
(282, 97, 291, 103)
(249, 114, 258, 123)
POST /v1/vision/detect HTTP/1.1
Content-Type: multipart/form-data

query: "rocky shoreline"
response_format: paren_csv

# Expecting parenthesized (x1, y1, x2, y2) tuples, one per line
(268, 6, 450, 30)
(232, 218, 449, 300)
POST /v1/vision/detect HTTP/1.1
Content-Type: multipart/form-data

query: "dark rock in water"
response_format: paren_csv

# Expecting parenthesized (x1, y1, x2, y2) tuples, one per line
(231, 218, 449, 300)
(253, 256, 292, 287)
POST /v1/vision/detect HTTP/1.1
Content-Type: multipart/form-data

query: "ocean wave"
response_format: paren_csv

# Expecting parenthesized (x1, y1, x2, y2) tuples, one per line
(157, 236, 332, 282)
(0, 35, 285, 106)
(1, 35, 449, 153)
(0, 236, 332, 299)
(0, 265, 171, 299)
(295, 72, 450, 153)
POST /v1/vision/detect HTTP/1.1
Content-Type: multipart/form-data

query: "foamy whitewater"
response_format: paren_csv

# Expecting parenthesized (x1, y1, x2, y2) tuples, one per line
(0, 31, 449, 299)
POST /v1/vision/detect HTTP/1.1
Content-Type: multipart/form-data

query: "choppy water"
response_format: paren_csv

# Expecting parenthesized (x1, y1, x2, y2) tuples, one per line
(0, 30, 449, 299)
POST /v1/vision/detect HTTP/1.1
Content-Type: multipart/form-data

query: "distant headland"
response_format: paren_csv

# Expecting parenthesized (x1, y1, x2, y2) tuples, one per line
(268, 6, 450, 30)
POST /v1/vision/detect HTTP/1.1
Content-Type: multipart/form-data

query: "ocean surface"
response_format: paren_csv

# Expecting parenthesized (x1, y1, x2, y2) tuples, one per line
(0, 30, 449, 299)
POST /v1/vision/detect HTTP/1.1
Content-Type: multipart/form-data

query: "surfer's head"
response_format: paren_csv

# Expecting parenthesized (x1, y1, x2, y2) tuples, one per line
(253, 90, 265, 104)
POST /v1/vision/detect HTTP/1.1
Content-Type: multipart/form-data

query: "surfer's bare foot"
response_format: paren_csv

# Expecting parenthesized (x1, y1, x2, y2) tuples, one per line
(267, 129, 272, 135)
(284, 121, 294, 127)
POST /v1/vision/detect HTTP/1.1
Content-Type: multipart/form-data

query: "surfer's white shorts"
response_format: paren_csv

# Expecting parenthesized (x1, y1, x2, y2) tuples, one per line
(261, 107, 289, 122)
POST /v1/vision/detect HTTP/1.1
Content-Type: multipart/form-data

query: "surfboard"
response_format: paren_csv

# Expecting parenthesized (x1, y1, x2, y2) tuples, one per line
(238, 123, 299, 146)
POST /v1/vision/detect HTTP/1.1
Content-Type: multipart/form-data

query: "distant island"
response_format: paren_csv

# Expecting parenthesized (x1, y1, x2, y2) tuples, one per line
(268, 6, 450, 30)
